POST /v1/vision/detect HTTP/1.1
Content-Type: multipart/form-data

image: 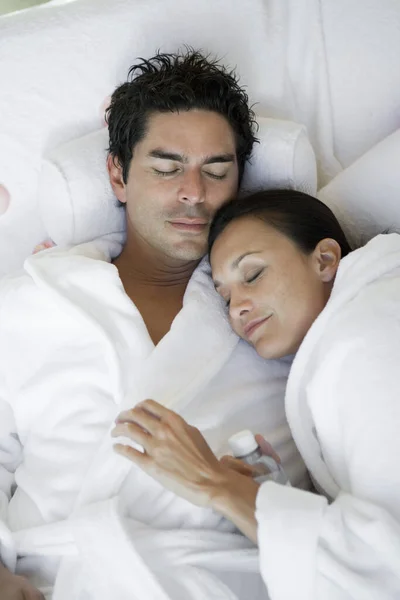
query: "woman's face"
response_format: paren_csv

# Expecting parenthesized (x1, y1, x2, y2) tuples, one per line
(210, 216, 337, 359)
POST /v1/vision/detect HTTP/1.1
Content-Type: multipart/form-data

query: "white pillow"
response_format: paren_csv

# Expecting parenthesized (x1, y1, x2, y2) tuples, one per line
(318, 129, 400, 248)
(240, 118, 317, 196)
(38, 128, 125, 247)
(38, 117, 317, 246)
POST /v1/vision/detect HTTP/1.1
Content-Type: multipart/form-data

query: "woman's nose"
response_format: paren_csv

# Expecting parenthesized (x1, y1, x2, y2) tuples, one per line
(229, 294, 252, 320)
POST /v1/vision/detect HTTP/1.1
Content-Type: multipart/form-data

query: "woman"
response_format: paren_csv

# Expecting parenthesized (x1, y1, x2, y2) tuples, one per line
(112, 189, 400, 599)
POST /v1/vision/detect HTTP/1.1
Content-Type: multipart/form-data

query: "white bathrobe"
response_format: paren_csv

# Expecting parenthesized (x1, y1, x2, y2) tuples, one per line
(0, 239, 307, 600)
(256, 233, 400, 600)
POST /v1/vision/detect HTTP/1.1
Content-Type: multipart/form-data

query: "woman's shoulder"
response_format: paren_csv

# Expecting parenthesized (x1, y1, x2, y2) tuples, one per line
(332, 271, 400, 349)
(290, 243, 400, 410)
(306, 262, 400, 421)
(318, 233, 400, 344)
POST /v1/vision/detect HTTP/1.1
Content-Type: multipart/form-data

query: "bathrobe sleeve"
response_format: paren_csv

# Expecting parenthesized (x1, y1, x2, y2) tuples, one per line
(255, 318, 400, 599)
(0, 377, 22, 572)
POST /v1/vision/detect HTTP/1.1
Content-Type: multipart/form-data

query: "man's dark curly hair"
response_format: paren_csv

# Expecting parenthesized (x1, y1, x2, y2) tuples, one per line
(106, 49, 258, 184)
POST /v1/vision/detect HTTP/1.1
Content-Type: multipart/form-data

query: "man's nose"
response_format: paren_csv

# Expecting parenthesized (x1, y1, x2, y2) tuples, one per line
(178, 170, 205, 205)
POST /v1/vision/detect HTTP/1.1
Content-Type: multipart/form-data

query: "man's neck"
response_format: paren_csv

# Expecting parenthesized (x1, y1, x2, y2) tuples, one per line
(113, 237, 200, 292)
(113, 236, 201, 345)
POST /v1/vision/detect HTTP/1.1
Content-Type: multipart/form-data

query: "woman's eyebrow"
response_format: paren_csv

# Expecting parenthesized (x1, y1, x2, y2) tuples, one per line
(232, 250, 262, 268)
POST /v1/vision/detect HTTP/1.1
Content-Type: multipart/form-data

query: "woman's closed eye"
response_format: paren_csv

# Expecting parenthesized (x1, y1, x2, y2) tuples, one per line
(217, 290, 231, 308)
(216, 268, 265, 307)
(245, 268, 265, 284)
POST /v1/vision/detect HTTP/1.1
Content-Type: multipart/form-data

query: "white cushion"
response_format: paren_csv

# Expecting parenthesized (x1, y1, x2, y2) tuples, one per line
(318, 129, 400, 248)
(240, 118, 317, 196)
(38, 117, 317, 246)
(38, 128, 125, 247)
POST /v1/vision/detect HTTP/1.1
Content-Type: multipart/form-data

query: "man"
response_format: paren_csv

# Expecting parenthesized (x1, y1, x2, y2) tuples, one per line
(0, 50, 307, 599)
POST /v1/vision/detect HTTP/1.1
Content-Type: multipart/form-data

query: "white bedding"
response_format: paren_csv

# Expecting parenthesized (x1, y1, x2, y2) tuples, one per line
(1, 0, 400, 274)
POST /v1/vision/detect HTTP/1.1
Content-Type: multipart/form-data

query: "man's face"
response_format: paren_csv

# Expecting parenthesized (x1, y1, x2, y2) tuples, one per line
(109, 110, 239, 261)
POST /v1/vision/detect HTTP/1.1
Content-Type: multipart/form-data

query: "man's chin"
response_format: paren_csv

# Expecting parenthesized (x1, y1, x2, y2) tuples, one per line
(168, 240, 207, 262)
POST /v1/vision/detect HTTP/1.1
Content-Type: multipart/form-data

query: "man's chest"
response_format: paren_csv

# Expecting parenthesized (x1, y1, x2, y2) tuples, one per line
(124, 288, 184, 346)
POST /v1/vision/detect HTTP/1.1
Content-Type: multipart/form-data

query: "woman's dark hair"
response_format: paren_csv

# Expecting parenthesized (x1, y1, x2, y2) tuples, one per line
(208, 189, 352, 258)
(106, 49, 258, 183)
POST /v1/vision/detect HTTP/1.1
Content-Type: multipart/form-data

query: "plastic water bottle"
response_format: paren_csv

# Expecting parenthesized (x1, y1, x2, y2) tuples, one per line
(228, 430, 290, 486)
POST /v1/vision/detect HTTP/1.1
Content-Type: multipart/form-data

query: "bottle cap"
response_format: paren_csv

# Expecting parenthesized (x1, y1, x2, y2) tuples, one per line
(228, 430, 258, 458)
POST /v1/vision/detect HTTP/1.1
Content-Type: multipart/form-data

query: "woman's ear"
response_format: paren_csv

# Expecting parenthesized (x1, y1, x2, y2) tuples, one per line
(312, 238, 342, 283)
(107, 154, 127, 204)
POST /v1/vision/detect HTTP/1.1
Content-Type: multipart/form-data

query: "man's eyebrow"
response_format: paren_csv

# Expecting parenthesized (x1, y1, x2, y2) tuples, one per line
(147, 150, 235, 165)
(148, 149, 187, 162)
(204, 153, 235, 165)
(213, 251, 262, 288)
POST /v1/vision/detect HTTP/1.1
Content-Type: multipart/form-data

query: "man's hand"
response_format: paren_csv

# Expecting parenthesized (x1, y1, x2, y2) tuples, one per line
(111, 399, 228, 507)
(0, 565, 44, 600)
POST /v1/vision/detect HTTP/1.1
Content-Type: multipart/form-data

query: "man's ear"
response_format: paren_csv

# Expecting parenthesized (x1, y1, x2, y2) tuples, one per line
(312, 238, 342, 283)
(107, 154, 127, 204)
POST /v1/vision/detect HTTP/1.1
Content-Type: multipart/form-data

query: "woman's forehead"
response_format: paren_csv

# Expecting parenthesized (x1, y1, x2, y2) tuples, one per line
(211, 218, 281, 261)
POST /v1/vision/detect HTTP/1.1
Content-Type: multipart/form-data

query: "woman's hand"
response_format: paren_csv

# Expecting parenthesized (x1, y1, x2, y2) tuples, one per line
(219, 434, 282, 476)
(111, 399, 228, 507)
(111, 401, 279, 544)
(213, 435, 282, 544)
(0, 563, 44, 600)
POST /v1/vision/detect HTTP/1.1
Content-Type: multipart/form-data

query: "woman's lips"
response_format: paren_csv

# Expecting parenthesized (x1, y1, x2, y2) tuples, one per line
(244, 316, 271, 339)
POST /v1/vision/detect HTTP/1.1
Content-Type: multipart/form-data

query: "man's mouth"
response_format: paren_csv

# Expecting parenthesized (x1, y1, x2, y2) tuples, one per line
(169, 219, 209, 233)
